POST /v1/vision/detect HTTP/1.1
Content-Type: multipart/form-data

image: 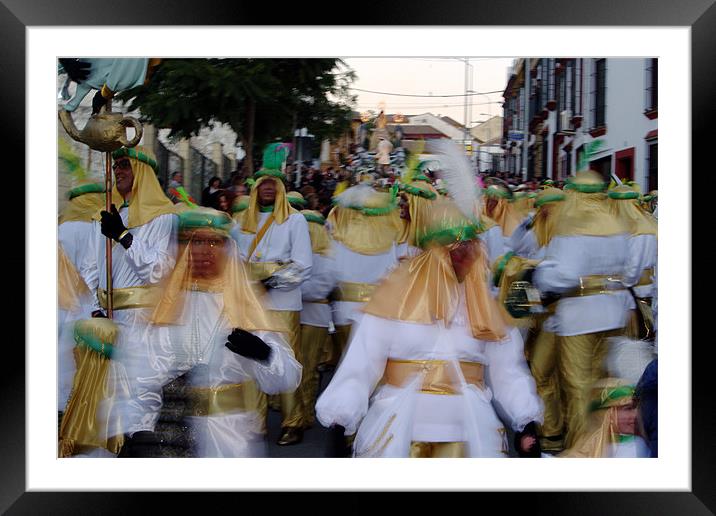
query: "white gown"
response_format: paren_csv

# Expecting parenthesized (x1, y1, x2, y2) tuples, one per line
(316, 285, 544, 457)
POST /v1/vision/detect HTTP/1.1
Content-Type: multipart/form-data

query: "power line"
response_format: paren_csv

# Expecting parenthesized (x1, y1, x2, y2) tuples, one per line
(350, 87, 505, 98)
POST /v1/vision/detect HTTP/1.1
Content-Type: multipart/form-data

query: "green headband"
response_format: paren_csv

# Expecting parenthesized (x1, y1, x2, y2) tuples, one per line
(417, 222, 482, 249)
(588, 385, 635, 412)
(608, 190, 640, 200)
(535, 193, 566, 208)
(254, 169, 286, 180)
(566, 177, 607, 193)
(403, 183, 437, 200)
(178, 210, 232, 235)
(68, 183, 105, 199)
(287, 196, 307, 207)
(112, 147, 158, 171)
(484, 185, 513, 199)
(232, 201, 249, 213)
(303, 212, 326, 225)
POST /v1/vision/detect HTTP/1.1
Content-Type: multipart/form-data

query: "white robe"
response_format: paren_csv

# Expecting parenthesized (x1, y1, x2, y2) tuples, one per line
(300, 252, 337, 328)
(166, 290, 302, 457)
(316, 285, 544, 457)
(533, 234, 632, 336)
(231, 211, 313, 312)
(83, 208, 179, 434)
(329, 240, 400, 327)
(623, 233, 657, 300)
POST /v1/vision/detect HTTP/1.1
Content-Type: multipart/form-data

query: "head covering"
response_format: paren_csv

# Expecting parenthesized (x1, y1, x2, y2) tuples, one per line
(532, 187, 566, 247)
(482, 180, 522, 236)
(58, 243, 90, 311)
(286, 190, 307, 210)
(301, 210, 331, 255)
(254, 143, 290, 181)
(327, 183, 403, 255)
(231, 194, 250, 220)
(151, 207, 289, 333)
(560, 378, 636, 458)
(363, 197, 506, 341)
(540, 179, 556, 189)
(607, 185, 657, 237)
(397, 178, 438, 247)
(553, 170, 628, 237)
(59, 181, 105, 225)
(111, 146, 176, 228)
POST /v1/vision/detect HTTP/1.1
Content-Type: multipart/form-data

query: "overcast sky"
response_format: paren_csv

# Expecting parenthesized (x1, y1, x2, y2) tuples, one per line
(341, 57, 514, 127)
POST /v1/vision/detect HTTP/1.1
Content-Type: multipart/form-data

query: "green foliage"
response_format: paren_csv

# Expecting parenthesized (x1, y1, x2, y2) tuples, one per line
(116, 58, 356, 158)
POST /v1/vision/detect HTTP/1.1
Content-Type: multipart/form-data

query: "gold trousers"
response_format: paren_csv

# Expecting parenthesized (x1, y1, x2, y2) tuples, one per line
(409, 441, 466, 458)
(298, 324, 331, 427)
(559, 328, 623, 448)
(255, 311, 304, 429)
(529, 329, 564, 440)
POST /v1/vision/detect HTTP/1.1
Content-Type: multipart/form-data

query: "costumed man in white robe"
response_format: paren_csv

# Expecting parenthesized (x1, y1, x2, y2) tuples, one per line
(296, 209, 337, 428)
(492, 187, 568, 453)
(82, 146, 179, 452)
(324, 176, 403, 365)
(482, 178, 523, 250)
(607, 185, 657, 341)
(231, 143, 312, 446)
(149, 207, 301, 457)
(57, 181, 106, 411)
(532, 170, 632, 448)
(316, 196, 544, 457)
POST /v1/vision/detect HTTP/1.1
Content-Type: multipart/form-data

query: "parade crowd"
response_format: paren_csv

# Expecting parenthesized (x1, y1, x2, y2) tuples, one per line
(57, 141, 658, 459)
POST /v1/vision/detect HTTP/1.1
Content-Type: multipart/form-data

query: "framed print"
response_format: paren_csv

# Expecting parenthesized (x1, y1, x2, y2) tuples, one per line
(5, 0, 709, 512)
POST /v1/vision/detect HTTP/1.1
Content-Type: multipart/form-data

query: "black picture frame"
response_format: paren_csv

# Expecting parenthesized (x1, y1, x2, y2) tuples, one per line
(5, 0, 708, 513)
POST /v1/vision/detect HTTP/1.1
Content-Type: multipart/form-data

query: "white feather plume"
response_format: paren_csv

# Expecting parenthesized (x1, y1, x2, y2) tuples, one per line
(432, 139, 481, 221)
(333, 183, 375, 209)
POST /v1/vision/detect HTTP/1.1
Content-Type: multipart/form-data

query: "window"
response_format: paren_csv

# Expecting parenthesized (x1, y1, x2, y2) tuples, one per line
(645, 58, 658, 112)
(591, 58, 607, 128)
(647, 142, 658, 191)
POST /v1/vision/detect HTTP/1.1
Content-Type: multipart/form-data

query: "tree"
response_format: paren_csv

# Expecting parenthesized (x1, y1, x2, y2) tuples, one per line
(117, 58, 356, 174)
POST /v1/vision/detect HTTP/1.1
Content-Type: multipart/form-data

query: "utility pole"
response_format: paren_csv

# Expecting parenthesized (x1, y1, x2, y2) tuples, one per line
(463, 58, 470, 147)
(522, 57, 530, 181)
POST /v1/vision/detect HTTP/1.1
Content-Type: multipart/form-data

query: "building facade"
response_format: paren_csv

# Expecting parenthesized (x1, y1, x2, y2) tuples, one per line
(502, 58, 658, 192)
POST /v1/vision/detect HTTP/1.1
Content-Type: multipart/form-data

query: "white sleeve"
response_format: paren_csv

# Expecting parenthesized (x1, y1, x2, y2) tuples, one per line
(301, 254, 337, 302)
(622, 234, 656, 287)
(78, 222, 101, 313)
(483, 327, 544, 432)
(124, 214, 178, 284)
(532, 236, 581, 294)
(270, 214, 313, 291)
(315, 314, 390, 434)
(241, 330, 302, 395)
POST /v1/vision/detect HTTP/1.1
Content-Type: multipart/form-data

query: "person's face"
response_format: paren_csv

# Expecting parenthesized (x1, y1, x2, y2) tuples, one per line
(616, 402, 638, 435)
(173, 173, 182, 184)
(187, 229, 226, 279)
(217, 195, 230, 212)
(257, 179, 277, 206)
(486, 197, 498, 215)
(399, 194, 410, 221)
(449, 239, 480, 283)
(211, 179, 221, 189)
(236, 184, 248, 196)
(112, 158, 134, 198)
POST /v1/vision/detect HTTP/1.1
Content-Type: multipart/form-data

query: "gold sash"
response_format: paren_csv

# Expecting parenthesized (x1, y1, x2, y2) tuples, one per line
(636, 268, 654, 287)
(383, 359, 485, 395)
(185, 382, 253, 417)
(98, 285, 161, 310)
(563, 274, 625, 298)
(247, 214, 275, 259)
(246, 261, 284, 281)
(330, 282, 377, 303)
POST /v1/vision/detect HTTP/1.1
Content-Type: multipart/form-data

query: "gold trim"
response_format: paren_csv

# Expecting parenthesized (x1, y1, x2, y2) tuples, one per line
(330, 282, 377, 303)
(98, 285, 160, 310)
(246, 261, 284, 281)
(185, 382, 249, 417)
(356, 413, 397, 458)
(383, 359, 485, 395)
(564, 274, 625, 297)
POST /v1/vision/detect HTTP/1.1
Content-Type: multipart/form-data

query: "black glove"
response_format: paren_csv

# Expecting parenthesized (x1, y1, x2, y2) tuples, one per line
(58, 58, 91, 83)
(91, 309, 107, 318)
(326, 424, 351, 458)
(514, 421, 541, 458)
(261, 275, 279, 289)
(518, 267, 535, 284)
(100, 204, 128, 242)
(225, 328, 272, 362)
(92, 90, 107, 115)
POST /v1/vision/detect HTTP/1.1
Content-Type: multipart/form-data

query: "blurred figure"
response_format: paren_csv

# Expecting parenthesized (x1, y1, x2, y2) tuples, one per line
(560, 378, 650, 458)
(635, 358, 658, 457)
(211, 190, 234, 216)
(316, 197, 543, 457)
(532, 170, 632, 448)
(482, 178, 522, 244)
(149, 207, 301, 457)
(202, 176, 222, 207)
(231, 143, 313, 446)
